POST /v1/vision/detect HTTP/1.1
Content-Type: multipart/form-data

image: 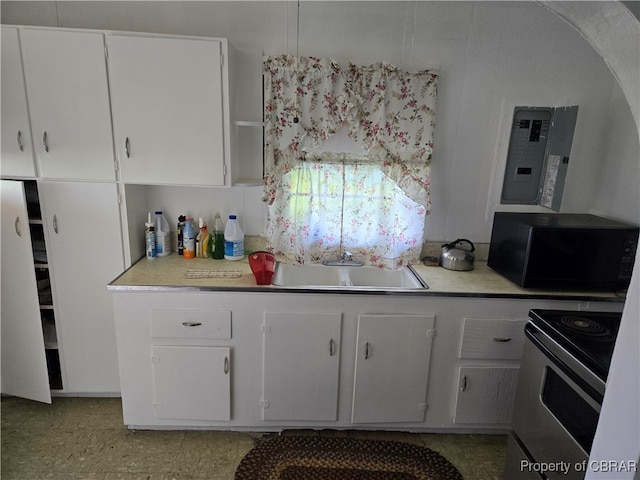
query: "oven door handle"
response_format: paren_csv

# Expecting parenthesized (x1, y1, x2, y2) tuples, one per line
(525, 323, 604, 405)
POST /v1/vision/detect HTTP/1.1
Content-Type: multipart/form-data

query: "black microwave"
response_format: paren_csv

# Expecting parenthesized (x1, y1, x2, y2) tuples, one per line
(487, 212, 639, 291)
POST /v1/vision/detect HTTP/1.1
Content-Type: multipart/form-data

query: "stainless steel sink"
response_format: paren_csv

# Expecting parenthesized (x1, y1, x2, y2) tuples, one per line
(271, 262, 427, 290)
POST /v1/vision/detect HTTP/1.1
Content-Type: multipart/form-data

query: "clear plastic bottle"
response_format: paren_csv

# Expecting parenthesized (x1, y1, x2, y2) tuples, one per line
(145, 212, 156, 260)
(211, 212, 225, 260)
(155, 210, 171, 257)
(183, 218, 195, 259)
(224, 215, 244, 261)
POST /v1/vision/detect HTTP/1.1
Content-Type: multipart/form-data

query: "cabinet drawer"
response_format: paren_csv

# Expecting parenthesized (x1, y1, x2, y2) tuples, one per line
(151, 309, 231, 339)
(460, 318, 526, 359)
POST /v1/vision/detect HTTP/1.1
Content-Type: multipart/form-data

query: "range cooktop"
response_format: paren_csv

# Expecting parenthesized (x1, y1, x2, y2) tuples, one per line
(529, 309, 622, 382)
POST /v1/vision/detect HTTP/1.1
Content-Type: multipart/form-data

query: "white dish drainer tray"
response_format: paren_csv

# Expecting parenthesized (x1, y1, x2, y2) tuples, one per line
(184, 269, 242, 279)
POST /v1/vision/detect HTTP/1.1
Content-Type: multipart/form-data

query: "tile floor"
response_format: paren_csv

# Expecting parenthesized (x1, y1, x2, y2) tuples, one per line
(1, 396, 507, 480)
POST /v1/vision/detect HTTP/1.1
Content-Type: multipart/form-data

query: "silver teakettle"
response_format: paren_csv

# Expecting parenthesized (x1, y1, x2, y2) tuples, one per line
(440, 238, 475, 271)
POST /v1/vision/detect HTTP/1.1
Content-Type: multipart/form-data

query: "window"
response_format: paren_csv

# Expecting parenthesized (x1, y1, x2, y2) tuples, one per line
(262, 55, 438, 268)
(267, 157, 426, 268)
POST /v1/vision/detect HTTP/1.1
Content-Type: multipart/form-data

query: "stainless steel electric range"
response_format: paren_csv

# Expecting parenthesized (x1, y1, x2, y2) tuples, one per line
(504, 309, 622, 480)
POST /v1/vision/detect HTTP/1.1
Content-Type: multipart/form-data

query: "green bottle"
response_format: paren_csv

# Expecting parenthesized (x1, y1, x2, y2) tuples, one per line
(211, 212, 225, 260)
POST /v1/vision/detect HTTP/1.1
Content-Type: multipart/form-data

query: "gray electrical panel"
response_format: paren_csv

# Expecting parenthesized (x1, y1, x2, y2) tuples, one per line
(501, 105, 578, 211)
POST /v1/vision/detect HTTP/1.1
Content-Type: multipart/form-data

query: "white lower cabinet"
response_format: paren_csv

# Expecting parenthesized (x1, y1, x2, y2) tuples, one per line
(2, 179, 123, 400)
(110, 290, 621, 430)
(453, 366, 520, 424)
(352, 314, 435, 423)
(453, 317, 527, 425)
(262, 312, 342, 421)
(39, 181, 124, 393)
(151, 345, 230, 421)
(150, 308, 232, 421)
(1, 180, 51, 403)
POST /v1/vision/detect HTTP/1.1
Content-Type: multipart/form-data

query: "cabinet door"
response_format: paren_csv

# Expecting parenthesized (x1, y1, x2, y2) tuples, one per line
(107, 34, 226, 186)
(453, 366, 519, 424)
(151, 346, 230, 421)
(20, 28, 115, 181)
(352, 314, 435, 423)
(262, 312, 342, 421)
(39, 181, 124, 393)
(0, 180, 51, 403)
(1, 27, 36, 178)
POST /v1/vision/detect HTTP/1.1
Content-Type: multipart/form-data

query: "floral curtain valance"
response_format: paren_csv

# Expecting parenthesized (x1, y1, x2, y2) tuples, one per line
(263, 55, 438, 210)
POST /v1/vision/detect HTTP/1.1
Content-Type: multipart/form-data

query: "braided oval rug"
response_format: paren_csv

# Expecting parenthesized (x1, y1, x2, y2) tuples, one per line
(234, 435, 464, 480)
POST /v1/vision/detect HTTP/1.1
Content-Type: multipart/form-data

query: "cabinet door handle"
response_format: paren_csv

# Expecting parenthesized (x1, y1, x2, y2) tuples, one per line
(182, 321, 202, 327)
(460, 375, 467, 392)
(42, 131, 49, 152)
(223, 356, 229, 375)
(15, 217, 22, 237)
(491, 337, 512, 342)
(124, 137, 131, 158)
(364, 341, 370, 359)
(53, 214, 59, 234)
(17, 130, 24, 152)
(329, 338, 336, 356)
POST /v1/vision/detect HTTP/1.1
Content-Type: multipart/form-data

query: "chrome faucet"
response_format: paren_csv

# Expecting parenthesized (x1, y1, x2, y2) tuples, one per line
(322, 251, 363, 266)
(341, 251, 353, 262)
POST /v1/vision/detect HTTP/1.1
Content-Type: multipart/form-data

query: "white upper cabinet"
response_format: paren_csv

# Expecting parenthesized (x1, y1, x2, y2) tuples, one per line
(20, 28, 116, 181)
(1, 27, 36, 178)
(106, 34, 230, 186)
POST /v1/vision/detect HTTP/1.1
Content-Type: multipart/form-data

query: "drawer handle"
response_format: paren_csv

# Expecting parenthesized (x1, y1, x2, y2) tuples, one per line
(125, 137, 131, 158)
(461, 375, 467, 392)
(53, 214, 59, 234)
(329, 338, 336, 356)
(364, 341, 370, 359)
(223, 356, 229, 375)
(43, 131, 49, 152)
(491, 337, 512, 342)
(182, 321, 203, 327)
(17, 130, 24, 152)
(15, 217, 22, 237)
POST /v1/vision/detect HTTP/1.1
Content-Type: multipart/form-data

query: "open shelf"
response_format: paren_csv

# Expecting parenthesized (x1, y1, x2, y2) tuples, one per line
(23, 180, 64, 391)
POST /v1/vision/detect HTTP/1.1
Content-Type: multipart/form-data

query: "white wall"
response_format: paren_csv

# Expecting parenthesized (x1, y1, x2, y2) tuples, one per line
(2, 1, 638, 242)
(591, 83, 640, 224)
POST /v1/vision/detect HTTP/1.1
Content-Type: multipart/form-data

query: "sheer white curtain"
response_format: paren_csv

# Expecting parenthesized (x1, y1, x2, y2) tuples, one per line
(266, 157, 427, 268)
(263, 55, 438, 268)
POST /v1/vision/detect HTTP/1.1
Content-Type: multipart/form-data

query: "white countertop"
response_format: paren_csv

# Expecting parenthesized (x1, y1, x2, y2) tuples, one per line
(108, 254, 623, 301)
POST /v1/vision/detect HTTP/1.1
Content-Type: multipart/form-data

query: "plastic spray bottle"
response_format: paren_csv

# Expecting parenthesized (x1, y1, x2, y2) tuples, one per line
(196, 217, 211, 258)
(183, 218, 195, 259)
(211, 212, 225, 260)
(145, 212, 156, 260)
